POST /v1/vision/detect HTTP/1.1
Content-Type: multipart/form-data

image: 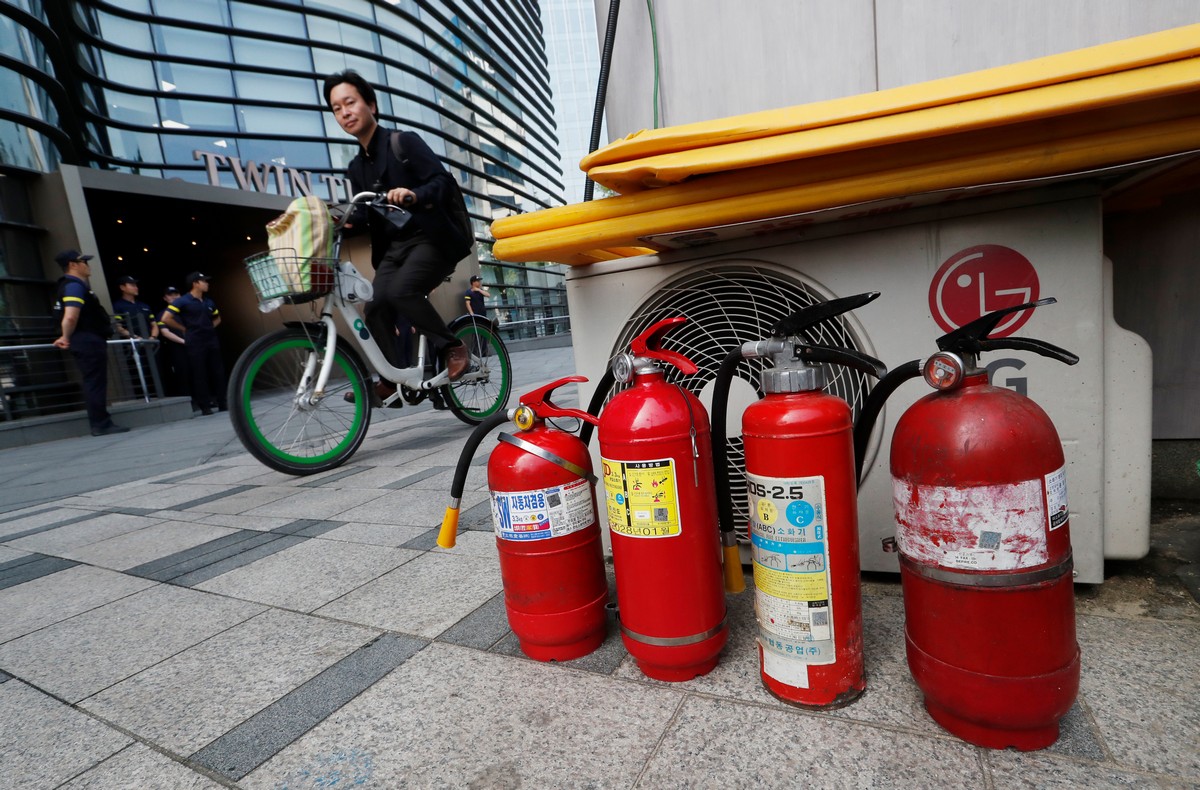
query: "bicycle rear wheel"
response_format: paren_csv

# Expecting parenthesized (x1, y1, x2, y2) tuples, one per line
(228, 327, 371, 474)
(443, 318, 512, 425)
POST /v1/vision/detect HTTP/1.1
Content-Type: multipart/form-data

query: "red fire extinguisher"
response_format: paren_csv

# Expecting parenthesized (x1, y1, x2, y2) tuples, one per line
(597, 317, 728, 681)
(712, 292, 886, 708)
(439, 376, 609, 662)
(859, 297, 1081, 750)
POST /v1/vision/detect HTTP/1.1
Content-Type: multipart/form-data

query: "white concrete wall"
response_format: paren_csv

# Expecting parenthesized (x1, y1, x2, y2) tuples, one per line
(594, 0, 1200, 136)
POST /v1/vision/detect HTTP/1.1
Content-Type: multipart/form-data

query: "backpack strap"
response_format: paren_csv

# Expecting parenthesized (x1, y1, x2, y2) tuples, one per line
(388, 130, 408, 165)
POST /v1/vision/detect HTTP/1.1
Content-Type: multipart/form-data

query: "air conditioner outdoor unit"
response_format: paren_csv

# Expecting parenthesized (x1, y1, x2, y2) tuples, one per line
(566, 191, 1151, 584)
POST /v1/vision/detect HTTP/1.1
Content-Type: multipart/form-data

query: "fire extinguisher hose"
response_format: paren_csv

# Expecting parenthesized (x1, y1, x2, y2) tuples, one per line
(710, 348, 747, 594)
(578, 367, 616, 448)
(438, 411, 511, 549)
(852, 359, 921, 487)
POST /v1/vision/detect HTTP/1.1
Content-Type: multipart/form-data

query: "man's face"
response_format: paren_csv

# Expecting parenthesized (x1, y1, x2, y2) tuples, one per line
(164, 293, 177, 304)
(328, 83, 377, 139)
(195, 279, 209, 294)
(121, 282, 138, 298)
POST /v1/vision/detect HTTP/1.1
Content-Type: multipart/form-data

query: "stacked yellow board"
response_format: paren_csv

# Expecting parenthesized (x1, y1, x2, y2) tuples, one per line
(492, 24, 1200, 266)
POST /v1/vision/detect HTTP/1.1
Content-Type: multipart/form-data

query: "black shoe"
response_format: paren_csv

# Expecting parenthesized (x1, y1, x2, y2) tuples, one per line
(91, 422, 130, 436)
(429, 391, 449, 411)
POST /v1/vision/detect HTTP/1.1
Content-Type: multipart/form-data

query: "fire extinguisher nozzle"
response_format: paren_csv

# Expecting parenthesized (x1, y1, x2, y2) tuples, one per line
(723, 543, 746, 593)
(437, 507, 460, 549)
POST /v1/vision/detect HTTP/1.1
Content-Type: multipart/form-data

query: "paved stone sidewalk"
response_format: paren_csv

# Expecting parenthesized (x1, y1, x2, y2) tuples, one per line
(1, 347, 1197, 788)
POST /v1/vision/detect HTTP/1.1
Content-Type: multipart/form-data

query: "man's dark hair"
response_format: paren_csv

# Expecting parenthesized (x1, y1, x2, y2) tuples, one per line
(323, 70, 377, 109)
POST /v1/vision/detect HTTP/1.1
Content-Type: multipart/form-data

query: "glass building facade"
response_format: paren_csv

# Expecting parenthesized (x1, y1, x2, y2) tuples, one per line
(0, 0, 566, 342)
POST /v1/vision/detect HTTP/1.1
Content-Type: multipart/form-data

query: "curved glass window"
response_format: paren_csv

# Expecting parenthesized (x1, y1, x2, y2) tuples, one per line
(96, 12, 154, 54)
(158, 97, 238, 131)
(236, 105, 323, 137)
(152, 0, 230, 26)
(151, 24, 231, 62)
(100, 52, 157, 90)
(156, 62, 233, 97)
(233, 72, 318, 106)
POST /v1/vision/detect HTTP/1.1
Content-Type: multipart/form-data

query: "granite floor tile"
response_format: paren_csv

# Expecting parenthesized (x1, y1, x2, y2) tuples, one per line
(59, 743, 225, 789)
(0, 546, 30, 564)
(6, 512, 163, 556)
(309, 465, 421, 490)
(318, 521, 433, 548)
(241, 487, 390, 520)
(986, 750, 1174, 789)
(0, 506, 96, 539)
(82, 609, 378, 755)
(429, 528, 498, 558)
(334, 488, 489, 527)
(1076, 614, 1200, 779)
(0, 584, 265, 702)
(315, 551, 502, 637)
(241, 642, 683, 789)
(62, 521, 238, 571)
(164, 511, 301, 532)
(640, 694, 985, 788)
(73, 483, 231, 509)
(0, 680, 130, 790)
(0, 564, 155, 644)
(195, 539, 419, 612)
(181, 485, 297, 515)
(0, 554, 79, 590)
(438, 592, 511, 650)
(190, 632, 427, 781)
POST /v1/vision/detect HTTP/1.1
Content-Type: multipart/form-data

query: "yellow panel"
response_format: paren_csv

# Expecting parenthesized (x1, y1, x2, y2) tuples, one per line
(581, 23, 1200, 172)
(587, 59, 1200, 193)
(493, 116, 1200, 264)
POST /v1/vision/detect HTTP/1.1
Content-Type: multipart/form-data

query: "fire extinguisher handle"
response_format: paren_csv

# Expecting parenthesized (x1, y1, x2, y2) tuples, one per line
(630, 316, 699, 374)
(520, 375, 601, 425)
(798, 345, 888, 379)
(978, 336, 1080, 366)
(771, 291, 881, 338)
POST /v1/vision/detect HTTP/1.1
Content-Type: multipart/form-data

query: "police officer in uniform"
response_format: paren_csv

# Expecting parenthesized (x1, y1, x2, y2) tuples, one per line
(156, 285, 190, 397)
(52, 249, 129, 436)
(112, 274, 160, 399)
(162, 271, 225, 415)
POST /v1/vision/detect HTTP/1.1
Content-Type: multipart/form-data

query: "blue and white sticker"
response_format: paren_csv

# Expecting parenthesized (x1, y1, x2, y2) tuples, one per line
(491, 478, 595, 542)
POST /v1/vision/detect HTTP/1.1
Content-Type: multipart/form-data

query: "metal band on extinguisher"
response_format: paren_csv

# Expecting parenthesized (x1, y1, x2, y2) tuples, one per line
(498, 433, 598, 485)
(620, 614, 728, 647)
(899, 551, 1074, 588)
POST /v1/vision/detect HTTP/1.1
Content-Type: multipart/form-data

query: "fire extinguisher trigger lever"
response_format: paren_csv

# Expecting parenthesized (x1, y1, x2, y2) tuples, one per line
(517, 375, 600, 426)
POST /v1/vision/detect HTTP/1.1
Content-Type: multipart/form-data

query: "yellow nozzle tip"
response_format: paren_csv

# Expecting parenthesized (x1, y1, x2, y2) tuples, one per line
(723, 544, 746, 594)
(437, 507, 460, 549)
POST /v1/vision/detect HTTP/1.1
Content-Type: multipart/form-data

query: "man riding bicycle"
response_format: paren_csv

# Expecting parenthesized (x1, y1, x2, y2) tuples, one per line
(323, 69, 470, 404)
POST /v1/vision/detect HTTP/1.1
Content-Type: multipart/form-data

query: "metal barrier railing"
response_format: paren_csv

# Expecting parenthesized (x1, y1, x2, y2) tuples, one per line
(1, 337, 165, 422)
(478, 259, 570, 342)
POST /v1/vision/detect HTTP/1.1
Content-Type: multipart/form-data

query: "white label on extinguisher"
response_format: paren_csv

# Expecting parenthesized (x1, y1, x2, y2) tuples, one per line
(1046, 466, 1069, 531)
(746, 473, 835, 667)
(892, 477, 1050, 570)
(600, 457, 682, 538)
(491, 478, 595, 542)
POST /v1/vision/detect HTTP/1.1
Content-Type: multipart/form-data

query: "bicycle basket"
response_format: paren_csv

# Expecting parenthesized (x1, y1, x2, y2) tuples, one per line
(244, 249, 336, 306)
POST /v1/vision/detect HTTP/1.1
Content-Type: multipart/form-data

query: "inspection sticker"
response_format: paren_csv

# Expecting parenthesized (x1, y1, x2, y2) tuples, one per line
(601, 457, 681, 538)
(747, 473, 835, 667)
(1045, 466, 1069, 531)
(491, 478, 595, 542)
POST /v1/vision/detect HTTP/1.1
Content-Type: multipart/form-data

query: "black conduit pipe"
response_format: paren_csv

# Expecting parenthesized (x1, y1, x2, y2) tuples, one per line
(583, 0, 621, 202)
(852, 359, 922, 488)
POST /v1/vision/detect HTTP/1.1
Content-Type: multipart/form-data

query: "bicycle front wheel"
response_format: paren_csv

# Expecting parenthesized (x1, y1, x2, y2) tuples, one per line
(443, 318, 512, 425)
(228, 327, 372, 474)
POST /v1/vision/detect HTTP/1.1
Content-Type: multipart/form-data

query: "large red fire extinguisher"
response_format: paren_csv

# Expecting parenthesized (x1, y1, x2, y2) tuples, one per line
(858, 297, 1081, 750)
(597, 317, 728, 681)
(439, 376, 609, 662)
(712, 292, 886, 707)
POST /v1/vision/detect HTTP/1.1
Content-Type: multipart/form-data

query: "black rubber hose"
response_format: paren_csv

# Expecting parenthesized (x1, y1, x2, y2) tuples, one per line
(583, 0, 621, 202)
(710, 348, 745, 539)
(579, 367, 616, 447)
(853, 359, 921, 487)
(450, 412, 510, 500)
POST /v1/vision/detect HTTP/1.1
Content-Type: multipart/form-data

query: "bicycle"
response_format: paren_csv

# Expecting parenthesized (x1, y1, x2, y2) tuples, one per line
(227, 191, 512, 475)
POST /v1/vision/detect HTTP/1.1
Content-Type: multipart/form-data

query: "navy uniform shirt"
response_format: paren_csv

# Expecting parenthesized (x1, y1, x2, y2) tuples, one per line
(166, 293, 220, 341)
(53, 275, 113, 337)
(112, 298, 156, 337)
(464, 288, 486, 316)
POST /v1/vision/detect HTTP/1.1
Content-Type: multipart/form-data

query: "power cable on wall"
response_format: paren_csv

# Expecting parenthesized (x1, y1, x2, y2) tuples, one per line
(584, 0, 621, 201)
